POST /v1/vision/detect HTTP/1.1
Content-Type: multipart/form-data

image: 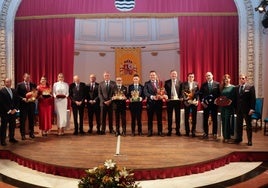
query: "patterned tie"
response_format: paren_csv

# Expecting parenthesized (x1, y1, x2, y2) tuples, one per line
(26, 82, 30, 91)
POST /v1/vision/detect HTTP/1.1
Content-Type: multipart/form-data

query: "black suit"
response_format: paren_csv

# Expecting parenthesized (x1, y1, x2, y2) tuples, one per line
(69, 82, 86, 134)
(85, 82, 100, 133)
(199, 81, 220, 136)
(98, 80, 116, 134)
(112, 85, 128, 135)
(128, 84, 144, 135)
(164, 79, 182, 135)
(16, 81, 37, 137)
(144, 80, 163, 136)
(235, 84, 256, 143)
(0, 87, 19, 144)
(181, 81, 199, 135)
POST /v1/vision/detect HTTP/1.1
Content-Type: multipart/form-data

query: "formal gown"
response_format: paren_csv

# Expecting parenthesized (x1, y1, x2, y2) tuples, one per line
(53, 81, 69, 128)
(37, 85, 53, 132)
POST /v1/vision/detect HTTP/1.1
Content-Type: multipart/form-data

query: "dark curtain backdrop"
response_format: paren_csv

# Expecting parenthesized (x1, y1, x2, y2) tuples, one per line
(179, 16, 239, 84)
(15, 0, 238, 85)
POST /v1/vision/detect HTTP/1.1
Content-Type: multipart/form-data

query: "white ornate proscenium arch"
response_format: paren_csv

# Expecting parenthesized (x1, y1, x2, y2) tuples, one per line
(0, 0, 263, 97)
(0, 0, 21, 86)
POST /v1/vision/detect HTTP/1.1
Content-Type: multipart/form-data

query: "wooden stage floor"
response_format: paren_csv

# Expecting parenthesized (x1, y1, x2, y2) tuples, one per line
(2, 122, 268, 172)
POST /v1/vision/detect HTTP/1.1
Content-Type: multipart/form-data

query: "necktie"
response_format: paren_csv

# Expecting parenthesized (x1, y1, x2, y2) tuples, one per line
(106, 81, 109, 92)
(90, 83, 94, 91)
(171, 80, 178, 98)
(239, 85, 244, 94)
(7, 88, 13, 98)
(76, 83, 79, 90)
(208, 82, 212, 92)
(26, 83, 30, 91)
(134, 84, 138, 90)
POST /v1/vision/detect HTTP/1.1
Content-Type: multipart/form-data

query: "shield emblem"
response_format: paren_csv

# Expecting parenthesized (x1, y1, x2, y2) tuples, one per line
(115, 0, 135, 12)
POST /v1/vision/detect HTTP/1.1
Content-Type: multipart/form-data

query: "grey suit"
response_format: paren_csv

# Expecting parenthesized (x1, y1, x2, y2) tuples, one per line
(98, 80, 116, 134)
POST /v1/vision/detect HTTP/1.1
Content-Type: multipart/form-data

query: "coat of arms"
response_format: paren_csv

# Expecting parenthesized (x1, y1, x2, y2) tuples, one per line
(115, 0, 135, 12)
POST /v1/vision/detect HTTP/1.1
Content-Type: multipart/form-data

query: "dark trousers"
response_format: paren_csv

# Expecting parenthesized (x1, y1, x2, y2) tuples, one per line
(184, 104, 197, 134)
(236, 109, 252, 142)
(115, 109, 126, 133)
(166, 101, 181, 134)
(129, 102, 142, 133)
(19, 102, 35, 136)
(87, 104, 100, 132)
(100, 104, 113, 133)
(72, 104, 85, 133)
(1, 114, 16, 142)
(203, 105, 218, 135)
(147, 100, 163, 134)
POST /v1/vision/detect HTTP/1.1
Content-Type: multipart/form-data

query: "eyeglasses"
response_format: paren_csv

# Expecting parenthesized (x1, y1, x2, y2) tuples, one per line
(240, 77, 245, 80)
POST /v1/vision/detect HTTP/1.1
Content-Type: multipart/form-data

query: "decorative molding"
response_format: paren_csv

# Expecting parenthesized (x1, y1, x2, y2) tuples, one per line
(0, 0, 11, 86)
(15, 12, 238, 21)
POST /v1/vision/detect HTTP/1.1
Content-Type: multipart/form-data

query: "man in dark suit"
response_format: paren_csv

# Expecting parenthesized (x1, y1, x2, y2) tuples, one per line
(85, 74, 101, 134)
(164, 70, 182, 136)
(112, 77, 128, 136)
(98, 71, 116, 135)
(0, 78, 19, 146)
(128, 74, 144, 136)
(199, 72, 220, 139)
(235, 74, 256, 146)
(16, 73, 37, 140)
(181, 73, 199, 137)
(69, 75, 86, 135)
(144, 70, 167, 137)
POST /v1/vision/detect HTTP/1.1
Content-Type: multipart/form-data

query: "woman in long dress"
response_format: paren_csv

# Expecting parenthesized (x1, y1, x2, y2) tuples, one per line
(219, 74, 235, 143)
(37, 76, 53, 136)
(53, 73, 69, 135)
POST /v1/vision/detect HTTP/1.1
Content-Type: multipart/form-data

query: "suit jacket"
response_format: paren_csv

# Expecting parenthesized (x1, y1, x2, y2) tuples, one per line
(98, 80, 116, 106)
(127, 84, 144, 100)
(112, 85, 128, 110)
(164, 79, 182, 100)
(85, 82, 100, 104)
(0, 87, 19, 116)
(181, 81, 199, 101)
(144, 80, 163, 104)
(199, 81, 220, 105)
(69, 82, 86, 104)
(235, 83, 256, 114)
(16, 81, 37, 100)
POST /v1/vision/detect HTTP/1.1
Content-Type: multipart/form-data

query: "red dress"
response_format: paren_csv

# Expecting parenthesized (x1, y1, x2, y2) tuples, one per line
(37, 85, 53, 131)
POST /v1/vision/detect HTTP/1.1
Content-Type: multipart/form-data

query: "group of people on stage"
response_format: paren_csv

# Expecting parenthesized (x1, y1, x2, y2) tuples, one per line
(0, 70, 256, 146)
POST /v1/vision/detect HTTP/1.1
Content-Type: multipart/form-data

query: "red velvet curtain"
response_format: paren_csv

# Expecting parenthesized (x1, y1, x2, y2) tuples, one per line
(179, 16, 239, 84)
(15, 19, 74, 84)
(15, 0, 238, 84)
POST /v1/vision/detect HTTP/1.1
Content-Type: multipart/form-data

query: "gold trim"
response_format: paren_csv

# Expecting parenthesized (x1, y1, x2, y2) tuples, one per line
(15, 12, 238, 20)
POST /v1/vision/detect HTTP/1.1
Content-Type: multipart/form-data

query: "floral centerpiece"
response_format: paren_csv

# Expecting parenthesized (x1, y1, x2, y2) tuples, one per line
(78, 159, 141, 188)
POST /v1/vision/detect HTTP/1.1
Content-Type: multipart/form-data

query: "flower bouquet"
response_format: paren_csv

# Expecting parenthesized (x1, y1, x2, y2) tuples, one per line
(26, 89, 38, 102)
(78, 159, 140, 188)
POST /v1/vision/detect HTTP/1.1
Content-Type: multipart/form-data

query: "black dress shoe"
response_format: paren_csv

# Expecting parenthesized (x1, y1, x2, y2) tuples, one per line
(121, 132, 126, 137)
(147, 133, 152, 137)
(131, 132, 135, 136)
(202, 133, 208, 139)
(234, 139, 242, 144)
(100, 131, 105, 135)
(192, 133, 196, 137)
(185, 133, 190, 137)
(166, 132, 172, 136)
(9, 139, 18, 143)
(80, 131, 85, 135)
(115, 132, 120, 137)
(176, 132, 181, 136)
(87, 129, 92, 134)
(97, 130, 101, 135)
(138, 132, 143, 136)
(21, 136, 26, 140)
(247, 141, 253, 146)
(1, 142, 7, 146)
(158, 132, 164, 137)
(73, 131, 78, 135)
(29, 134, 35, 139)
